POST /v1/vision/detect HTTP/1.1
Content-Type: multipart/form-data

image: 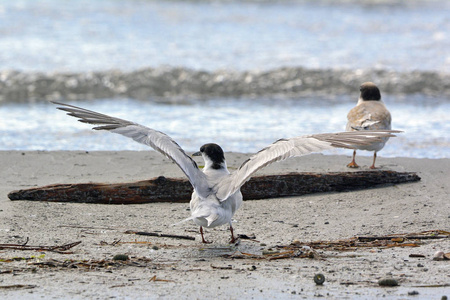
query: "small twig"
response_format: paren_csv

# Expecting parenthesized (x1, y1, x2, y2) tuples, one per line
(0, 243, 26, 247)
(211, 264, 233, 270)
(0, 284, 37, 290)
(21, 237, 29, 246)
(358, 235, 448, 241)
(0, 241, 81, 253)
(125, 230, 195, 241)
(110, 284, 131, 288)
(59, 225, 117, 230)
(413, 284, 450, 288)
(0, 238, 31, 248)
(405, 235, 449, 239)
(149, 275, 175, 282)
(49, 241, 82, 251)
(118, 241, 152, 245)
(409, 254, 426, 258)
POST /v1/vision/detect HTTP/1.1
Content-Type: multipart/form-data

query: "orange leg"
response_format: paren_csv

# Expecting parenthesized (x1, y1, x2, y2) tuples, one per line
(347, 150, 359, 168)
(200, 226, 211, 244)
(229, 225, 237, 244)
(370, 152, 377, 169)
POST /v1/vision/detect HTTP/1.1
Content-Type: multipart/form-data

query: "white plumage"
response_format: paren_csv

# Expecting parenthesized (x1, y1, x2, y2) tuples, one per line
(53, 101, 399, 243)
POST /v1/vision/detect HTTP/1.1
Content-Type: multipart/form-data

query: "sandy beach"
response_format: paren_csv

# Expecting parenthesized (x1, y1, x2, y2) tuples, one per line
(0, 150, 449, 299)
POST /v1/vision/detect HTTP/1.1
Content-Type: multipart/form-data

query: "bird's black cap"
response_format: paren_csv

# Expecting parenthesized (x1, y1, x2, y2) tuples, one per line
(360, 82, 381, 101)
(197, 143, 225, 170)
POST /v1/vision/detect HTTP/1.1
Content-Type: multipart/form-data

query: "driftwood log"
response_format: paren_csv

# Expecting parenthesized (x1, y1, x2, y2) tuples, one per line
(8, 171, 420, 204)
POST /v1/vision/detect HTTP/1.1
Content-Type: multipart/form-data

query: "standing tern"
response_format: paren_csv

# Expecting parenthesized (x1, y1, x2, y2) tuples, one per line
(346, 82, 392, 169)
(53, 101, 399, 243)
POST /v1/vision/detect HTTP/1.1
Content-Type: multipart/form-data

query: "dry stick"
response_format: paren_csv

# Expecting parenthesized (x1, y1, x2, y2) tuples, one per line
(211, 265, 233, 270)
(21, 237, 29, 246)
(357, 235, 449, 241)
(125, 230, 195, 241)
(0, 285, 37, 290)
(59, 225, 117, 230)
(149, 275, 175, 282)
(413, 284, 450, 288)
(0, 241, 81, 253)
(0, 237, 31, 248)
(409, 254, 426, 258)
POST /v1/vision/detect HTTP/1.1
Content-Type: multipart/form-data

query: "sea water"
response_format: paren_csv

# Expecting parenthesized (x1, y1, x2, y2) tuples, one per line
(0, 0, 449, 158)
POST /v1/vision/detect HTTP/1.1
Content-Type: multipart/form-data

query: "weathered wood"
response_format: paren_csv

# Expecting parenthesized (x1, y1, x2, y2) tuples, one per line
(8, 171, 420, 204)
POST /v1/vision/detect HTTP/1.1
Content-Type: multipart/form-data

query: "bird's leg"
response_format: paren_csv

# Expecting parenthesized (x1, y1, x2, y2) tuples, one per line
(200, 226, 211, 244)
(370, 152, 377, 169)
(228, 225, 237, 244)
(347, 150, 359, 168)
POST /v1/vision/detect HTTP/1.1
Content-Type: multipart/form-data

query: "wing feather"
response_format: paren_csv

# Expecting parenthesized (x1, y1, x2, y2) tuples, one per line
(52, 101, 210, 197)
(215, 130, 400, 201)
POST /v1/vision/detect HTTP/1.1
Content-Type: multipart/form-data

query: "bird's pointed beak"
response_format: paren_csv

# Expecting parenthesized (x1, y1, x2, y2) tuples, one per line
(192, 151, 202, 157)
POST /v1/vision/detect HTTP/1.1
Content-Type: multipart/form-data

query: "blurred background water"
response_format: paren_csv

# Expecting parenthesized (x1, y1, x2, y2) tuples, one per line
(0, 0, 449, 158)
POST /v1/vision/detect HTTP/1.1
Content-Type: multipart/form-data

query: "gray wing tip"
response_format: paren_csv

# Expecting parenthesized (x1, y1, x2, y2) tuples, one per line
(51, 101, 80, 110)
(311, 130, 402, 149)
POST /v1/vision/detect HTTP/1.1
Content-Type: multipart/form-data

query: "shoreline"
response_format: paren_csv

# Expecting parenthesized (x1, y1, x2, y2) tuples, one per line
(1, 151, 449, 299)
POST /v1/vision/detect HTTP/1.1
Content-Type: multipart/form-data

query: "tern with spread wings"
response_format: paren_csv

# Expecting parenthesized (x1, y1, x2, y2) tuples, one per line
(53, 101, 399, 243)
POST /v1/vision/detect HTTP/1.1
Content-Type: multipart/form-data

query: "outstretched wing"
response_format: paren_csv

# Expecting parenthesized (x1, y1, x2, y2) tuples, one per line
(215, 130, 400, 201)
(52, 101, 210, 197)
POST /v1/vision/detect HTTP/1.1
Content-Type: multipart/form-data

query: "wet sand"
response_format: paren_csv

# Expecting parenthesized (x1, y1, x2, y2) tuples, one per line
(0, 151, 449, 299)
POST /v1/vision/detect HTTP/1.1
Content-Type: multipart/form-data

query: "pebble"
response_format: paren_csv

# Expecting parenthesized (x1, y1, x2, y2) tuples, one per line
(112, 254, 129, 261)
(433, 251, 445, 261)
(314, 273, 325, 285)
(378, 278, 398, 287)
(248, 265, 257, 271)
